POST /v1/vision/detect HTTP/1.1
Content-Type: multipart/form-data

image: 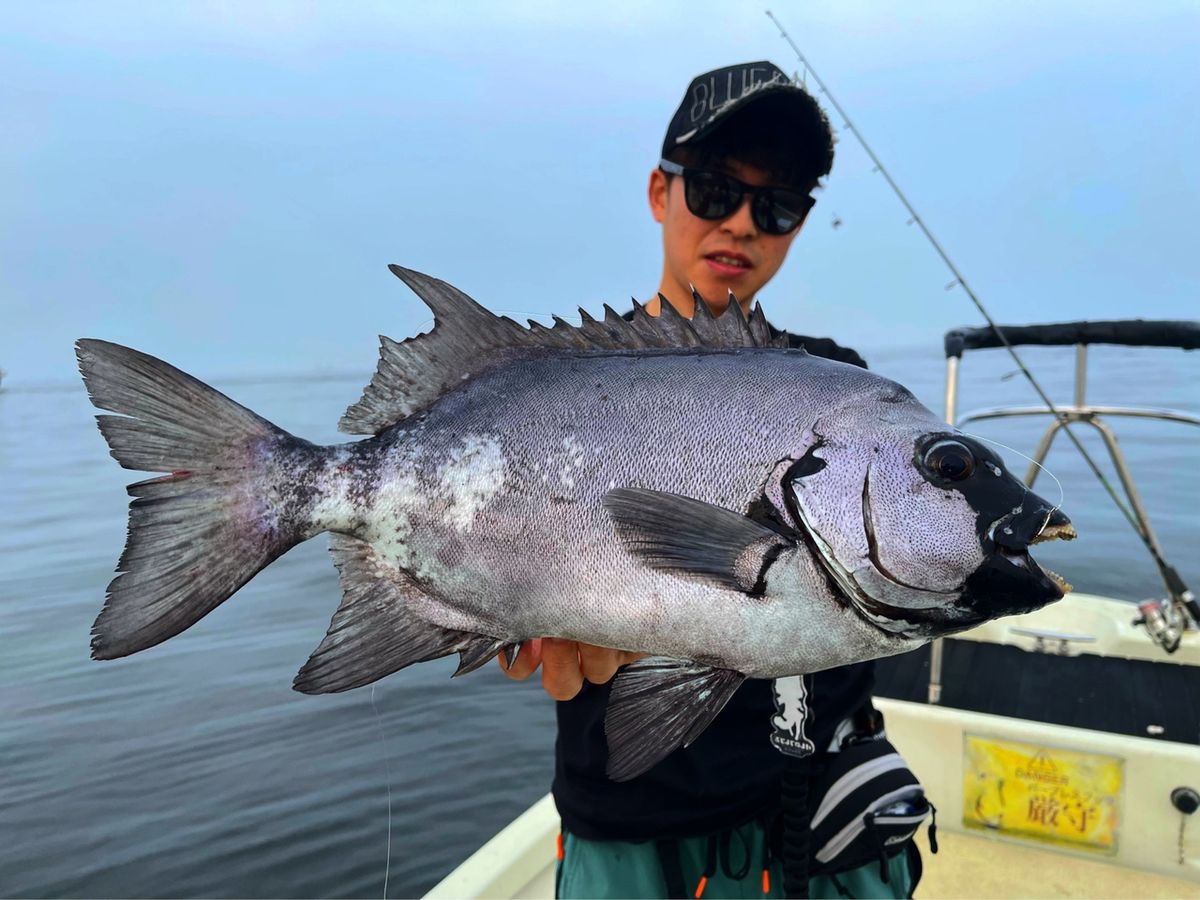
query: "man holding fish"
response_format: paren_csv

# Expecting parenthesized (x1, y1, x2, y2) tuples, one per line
(504, 61, 917, 899)
(79, 59, 1073, 900)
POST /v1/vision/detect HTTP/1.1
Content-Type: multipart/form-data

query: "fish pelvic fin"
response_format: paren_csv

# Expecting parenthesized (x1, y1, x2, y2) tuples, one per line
(77, 339, 323, 660)
(605, 658, 746, 781)
(294, 535, 504, 693)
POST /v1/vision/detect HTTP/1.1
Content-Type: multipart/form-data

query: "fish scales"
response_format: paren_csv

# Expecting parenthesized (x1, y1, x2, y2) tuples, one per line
(313, 350, 896, 675)
(77, 265, 1075, 779)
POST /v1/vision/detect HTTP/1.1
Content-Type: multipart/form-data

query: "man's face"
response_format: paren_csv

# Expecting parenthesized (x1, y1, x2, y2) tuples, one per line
(649, 158, 805, 315)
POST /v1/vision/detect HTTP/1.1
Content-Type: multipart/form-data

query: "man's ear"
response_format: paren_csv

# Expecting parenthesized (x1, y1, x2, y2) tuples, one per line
(648, 168, 668, 224)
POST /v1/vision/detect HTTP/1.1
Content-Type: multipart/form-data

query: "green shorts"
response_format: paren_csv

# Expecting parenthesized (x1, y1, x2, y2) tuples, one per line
(556, 821, 914, 900)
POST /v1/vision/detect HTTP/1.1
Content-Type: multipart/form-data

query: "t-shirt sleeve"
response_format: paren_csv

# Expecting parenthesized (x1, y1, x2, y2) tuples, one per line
(782, 332, 868, 370)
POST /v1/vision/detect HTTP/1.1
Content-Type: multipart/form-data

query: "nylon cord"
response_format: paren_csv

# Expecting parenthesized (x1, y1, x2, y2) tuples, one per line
(370, 684, 394, 899)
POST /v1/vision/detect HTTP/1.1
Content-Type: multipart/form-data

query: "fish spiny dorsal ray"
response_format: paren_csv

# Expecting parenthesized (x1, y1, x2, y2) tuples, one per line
(338, 265, 789, 435)
(690, 289, 757, 348)
(649, 294, 704, 347)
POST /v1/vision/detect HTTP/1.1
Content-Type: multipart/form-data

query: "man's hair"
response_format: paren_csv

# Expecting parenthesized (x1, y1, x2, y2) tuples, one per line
(665, 93, 834, 191)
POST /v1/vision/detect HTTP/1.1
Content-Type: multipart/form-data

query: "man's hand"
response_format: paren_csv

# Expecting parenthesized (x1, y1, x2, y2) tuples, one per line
(498, 638, 643, 700)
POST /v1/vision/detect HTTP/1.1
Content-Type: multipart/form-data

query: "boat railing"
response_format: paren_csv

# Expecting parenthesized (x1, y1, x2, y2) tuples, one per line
(928, 319, 1200, 703)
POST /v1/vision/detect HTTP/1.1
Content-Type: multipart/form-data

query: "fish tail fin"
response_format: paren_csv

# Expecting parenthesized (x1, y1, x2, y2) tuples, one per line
(77, 338, 320, 660)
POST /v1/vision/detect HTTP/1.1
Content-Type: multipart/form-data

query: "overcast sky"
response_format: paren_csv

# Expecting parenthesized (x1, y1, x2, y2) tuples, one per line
(2, 1, 1197, 384)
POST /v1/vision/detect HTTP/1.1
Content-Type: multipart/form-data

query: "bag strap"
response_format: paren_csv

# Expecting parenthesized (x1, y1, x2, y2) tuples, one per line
(781, 757, 812, 899)
(654, 838, 688, 900)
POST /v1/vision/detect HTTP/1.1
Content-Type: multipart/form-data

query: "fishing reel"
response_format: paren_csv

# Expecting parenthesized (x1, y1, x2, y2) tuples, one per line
(1133, 597, 1185, 654)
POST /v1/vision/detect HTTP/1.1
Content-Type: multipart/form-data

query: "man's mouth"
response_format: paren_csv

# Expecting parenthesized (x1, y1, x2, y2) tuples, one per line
(705, 252, 752, 275)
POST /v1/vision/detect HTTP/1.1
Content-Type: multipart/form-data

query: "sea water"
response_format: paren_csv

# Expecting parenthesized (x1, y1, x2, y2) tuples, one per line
(1, 342, 1196, 897)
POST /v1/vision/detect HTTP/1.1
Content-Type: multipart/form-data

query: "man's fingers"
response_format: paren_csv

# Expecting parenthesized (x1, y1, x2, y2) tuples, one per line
(499, 638, 645, 700)
(498, 638, 542, 680)
(540, 638, 585, 701)
(578, 644, 625, 685)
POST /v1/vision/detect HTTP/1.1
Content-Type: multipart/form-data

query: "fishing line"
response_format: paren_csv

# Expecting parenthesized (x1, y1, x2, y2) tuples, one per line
(370, 684, 394, 900)
(961, 429, 1067, 519)
(764, 10, 1159, 559)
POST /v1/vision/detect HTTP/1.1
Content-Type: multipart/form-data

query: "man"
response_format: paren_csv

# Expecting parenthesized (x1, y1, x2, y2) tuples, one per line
(503, 62, 916, 899)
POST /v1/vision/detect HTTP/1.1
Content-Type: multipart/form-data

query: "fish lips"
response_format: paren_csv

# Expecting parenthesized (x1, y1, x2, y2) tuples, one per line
(966, 504, 1075, 620)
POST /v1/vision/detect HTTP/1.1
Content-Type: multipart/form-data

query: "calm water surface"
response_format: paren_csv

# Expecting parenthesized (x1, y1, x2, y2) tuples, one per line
(1, 340, 1196, 897)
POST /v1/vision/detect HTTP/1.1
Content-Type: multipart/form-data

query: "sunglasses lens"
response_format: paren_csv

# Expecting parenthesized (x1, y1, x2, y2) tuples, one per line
(674, 165, 814, 235)
(755, 191, 814, 235)
(684, 171, 741, 220)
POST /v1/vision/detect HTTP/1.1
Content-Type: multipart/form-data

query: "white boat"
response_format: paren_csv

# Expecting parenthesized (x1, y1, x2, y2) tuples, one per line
(427, 689, 1200, 898)
(428, 321, 1200, 898)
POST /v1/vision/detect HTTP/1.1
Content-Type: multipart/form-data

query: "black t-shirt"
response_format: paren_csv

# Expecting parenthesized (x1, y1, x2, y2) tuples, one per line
(553, 324, 874, 841)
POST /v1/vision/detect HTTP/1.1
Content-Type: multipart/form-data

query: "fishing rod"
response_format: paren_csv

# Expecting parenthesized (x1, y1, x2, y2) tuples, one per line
(765, 9, 1197, 628)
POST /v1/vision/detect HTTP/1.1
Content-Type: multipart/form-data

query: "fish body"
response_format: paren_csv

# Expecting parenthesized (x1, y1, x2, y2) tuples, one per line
(279, 350, 913, 678)
(78, 266, 1073, 779)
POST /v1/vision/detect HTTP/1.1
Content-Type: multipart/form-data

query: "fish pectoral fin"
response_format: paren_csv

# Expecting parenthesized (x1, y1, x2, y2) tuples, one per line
(294, 535, 497, 694)
(603, 488, 792, 594)
(604, 657, 746, 781)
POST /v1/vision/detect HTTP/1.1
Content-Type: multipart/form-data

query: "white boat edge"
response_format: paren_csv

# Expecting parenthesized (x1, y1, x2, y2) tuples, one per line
(954, 592, 1200, 666)
(427, 703, 1200, 898)
(425, 792, 558, 900)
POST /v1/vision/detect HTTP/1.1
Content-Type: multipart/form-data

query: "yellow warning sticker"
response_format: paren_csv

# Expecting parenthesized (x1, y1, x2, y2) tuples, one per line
(962, 734, 1123, 854)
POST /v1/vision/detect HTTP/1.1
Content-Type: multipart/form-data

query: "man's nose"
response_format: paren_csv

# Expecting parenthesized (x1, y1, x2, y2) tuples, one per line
(720, 196, 758, 238)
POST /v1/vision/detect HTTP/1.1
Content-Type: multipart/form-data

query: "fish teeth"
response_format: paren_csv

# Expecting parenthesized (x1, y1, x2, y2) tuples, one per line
(1032, 522, 1078, 544)
(1044, 567, 1073, 594)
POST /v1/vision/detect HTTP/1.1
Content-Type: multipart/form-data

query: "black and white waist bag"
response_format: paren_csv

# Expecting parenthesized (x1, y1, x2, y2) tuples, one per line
(808, 734, 938, 881)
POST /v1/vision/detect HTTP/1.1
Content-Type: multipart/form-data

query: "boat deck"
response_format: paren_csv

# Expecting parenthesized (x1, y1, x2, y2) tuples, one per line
(919, 829, 1200, 898)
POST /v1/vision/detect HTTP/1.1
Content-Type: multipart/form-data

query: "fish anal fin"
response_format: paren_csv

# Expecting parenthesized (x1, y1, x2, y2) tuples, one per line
(604, 657, 746, 781)
(453, 638, 521, 677)
(294, 535, 496, 693)
(603, 488, 792, 594)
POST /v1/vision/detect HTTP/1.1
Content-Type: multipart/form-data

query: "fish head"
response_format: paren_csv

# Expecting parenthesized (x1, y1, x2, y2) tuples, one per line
(785, 400, 1074, 640)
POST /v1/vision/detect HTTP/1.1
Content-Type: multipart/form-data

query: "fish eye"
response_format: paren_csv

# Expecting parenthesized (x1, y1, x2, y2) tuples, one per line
(924, 439, 975, 481)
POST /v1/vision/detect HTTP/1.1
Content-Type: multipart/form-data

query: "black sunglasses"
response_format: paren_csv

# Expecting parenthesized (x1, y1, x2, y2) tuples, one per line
(659, 158, 815, 236)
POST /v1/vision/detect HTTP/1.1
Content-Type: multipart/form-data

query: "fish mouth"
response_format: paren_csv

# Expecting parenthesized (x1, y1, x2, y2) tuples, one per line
(988, 504, 1077, 599)
(1033, 519, 1078, 545)
(992, 532, 1075, 597)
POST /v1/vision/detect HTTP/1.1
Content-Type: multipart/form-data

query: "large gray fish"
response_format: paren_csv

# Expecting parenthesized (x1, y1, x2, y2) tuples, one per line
(77, 266, 1075, 780)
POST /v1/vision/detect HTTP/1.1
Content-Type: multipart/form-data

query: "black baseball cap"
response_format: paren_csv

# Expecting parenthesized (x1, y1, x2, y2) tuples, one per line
(661, 60, 817, 157)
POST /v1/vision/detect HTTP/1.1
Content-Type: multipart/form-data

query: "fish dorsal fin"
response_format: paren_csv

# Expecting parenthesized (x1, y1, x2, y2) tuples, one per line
(340, 268, 529, 433)
(339, 266, 788, 435)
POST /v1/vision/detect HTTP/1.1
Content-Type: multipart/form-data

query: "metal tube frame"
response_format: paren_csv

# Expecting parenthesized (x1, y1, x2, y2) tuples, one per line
(927, 341, 1199, 704)
(929, 356, 959, 705)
